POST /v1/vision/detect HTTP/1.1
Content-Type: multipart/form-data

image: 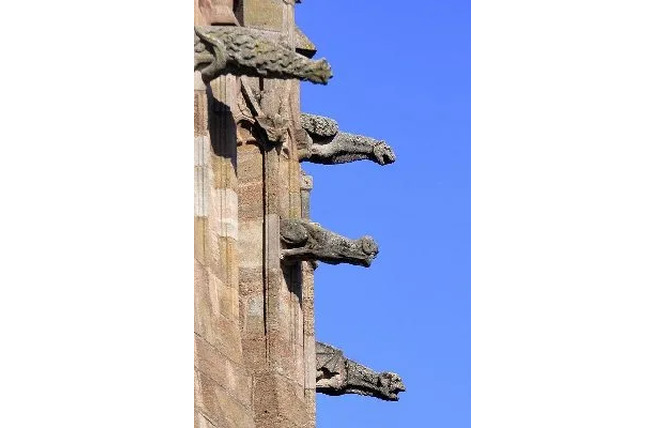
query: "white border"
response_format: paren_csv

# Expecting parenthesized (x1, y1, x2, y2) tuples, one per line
(473, 1, 665, 426)
(1, 0, 192, 426)
(3, 1, 665, 426)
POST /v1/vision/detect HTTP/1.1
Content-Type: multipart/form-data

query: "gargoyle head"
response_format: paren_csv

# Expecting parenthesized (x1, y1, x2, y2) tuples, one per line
(377, 371, 406, 401)
(356, 236, 379, 267)
(312, 234, 378, 267)
(372, 141, 396, 166)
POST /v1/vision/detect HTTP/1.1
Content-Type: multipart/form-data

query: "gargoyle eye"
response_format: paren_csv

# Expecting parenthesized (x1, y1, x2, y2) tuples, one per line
(361, 237, 378, 255)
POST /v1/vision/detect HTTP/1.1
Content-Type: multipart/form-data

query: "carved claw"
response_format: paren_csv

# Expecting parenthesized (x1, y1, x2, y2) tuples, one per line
(194, 27, 227, 82)
(201, 40, 228, 82)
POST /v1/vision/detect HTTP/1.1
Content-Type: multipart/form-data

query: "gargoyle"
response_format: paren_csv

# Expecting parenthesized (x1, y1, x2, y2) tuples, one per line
(194, 26, 332, 84)
(298, 113, 396, 166)
(316, 341, 406, 401)
(280, 218, 378, 267)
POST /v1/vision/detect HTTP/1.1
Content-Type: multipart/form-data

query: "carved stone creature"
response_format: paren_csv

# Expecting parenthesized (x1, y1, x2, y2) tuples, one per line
(194, 26, 332, 84)
(280, 219, 378, 267)
(236, 77, 289, 146)
(316, 342, 406, 401)
(298, 113, 396, 166)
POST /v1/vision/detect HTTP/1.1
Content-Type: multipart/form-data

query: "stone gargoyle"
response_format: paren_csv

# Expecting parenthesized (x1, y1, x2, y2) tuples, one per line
(280, 218, 378, 267)
(316, 341, 406, 401)
(194, 26, 332, 84)
(297, 113, 396, 166)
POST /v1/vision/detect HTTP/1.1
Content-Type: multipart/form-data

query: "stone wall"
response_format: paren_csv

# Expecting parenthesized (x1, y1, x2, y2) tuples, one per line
(195, 1, 311, 427)
(194, 1, 404, 427)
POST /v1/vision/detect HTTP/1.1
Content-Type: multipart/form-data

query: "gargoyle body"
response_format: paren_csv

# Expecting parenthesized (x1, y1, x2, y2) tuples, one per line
(316, 341, 406, 401)
(280, 219, 378, 267)
(194, 26, 332, 84)
(298, 113, 396, 166)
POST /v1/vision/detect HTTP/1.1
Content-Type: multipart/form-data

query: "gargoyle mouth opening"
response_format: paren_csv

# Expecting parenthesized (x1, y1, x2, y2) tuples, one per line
(382, 390, 402, 401)
(359, 258, 374, 268)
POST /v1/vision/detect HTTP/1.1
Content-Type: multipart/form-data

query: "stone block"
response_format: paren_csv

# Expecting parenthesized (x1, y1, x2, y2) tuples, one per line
(195, 333, 252, 406)
(223, 238, 239, 289)
(197, 0, 238, 25)
(194, 261, 212, 338)
(241, 336, 267, 371)
(302, 280, 315, 337)
(265, 214, 282, 270)
(304, 389, 316, 428)
(194, 92, 208, 136)
(239, 266, 263, 297)
(274, 372, 307, 424)
(250, 371, 306, 428)
(238, 219, 263, 268)
(241, 298, 265, 337)
(242, 0, 285, 30)
(239, 266, 264, 336)
(204, 231, 224, 281)
(194, 410, 216, 428)
(208, 188, 238, 240)
(238, 182, 264, 219)
(194, 310, 243, 366)
(194, 217, 207, 264)
(194, 71, 206, 91)
(267, 335, 303, 384)
(238, 146, 263, 183)
(194, 135, 210, 220)
(207, 270, 238, 321)
(195, 369, 255, 428)
(211, 314, 243, 365)
(303, 336, 316, 390)
(210, 151, 237, 187)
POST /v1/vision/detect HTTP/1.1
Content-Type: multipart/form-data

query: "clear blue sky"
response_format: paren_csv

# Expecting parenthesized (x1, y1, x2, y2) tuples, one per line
(298, 2, 470, 427)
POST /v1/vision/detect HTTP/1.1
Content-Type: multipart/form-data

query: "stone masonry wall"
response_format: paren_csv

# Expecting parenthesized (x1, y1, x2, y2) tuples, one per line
(195, 1, 312, 427)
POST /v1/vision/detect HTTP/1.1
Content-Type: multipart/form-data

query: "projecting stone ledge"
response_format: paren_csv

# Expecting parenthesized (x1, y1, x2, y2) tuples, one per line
(280, 218, 378, 267)
(298, 113, 396, 166)
(194, 26, 332, 84)
(316, 342, 406, 401)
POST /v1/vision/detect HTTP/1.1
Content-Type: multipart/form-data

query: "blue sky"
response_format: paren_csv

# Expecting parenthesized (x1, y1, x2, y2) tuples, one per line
(298, 1, 470, 427)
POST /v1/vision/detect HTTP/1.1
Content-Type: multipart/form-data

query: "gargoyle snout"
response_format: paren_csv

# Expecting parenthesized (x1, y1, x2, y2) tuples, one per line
(355, 236, 379, 267)
(373, 141, 396, 165)
(379, 372, 406, 401)
(361, 236, 379, 255)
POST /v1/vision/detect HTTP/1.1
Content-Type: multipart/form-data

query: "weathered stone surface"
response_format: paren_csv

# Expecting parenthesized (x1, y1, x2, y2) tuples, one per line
(195, 0, 239, 26)
(195, 369, 255, 428)
(195, 333, 252, 406)
(235, 77, 293, 148)
(195, 26, 332, 84)
(316, 342, 406, 401)
(299, 173, 313, 220)
(298, 113, 396, 165)
(194, 1, 406, 426)
(295, 27, 317, 58)
(280, 218, 378, 267)
(242, 0, 284, 29)
(252, 371, 307, 428)
(300, 113, 339, 137)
